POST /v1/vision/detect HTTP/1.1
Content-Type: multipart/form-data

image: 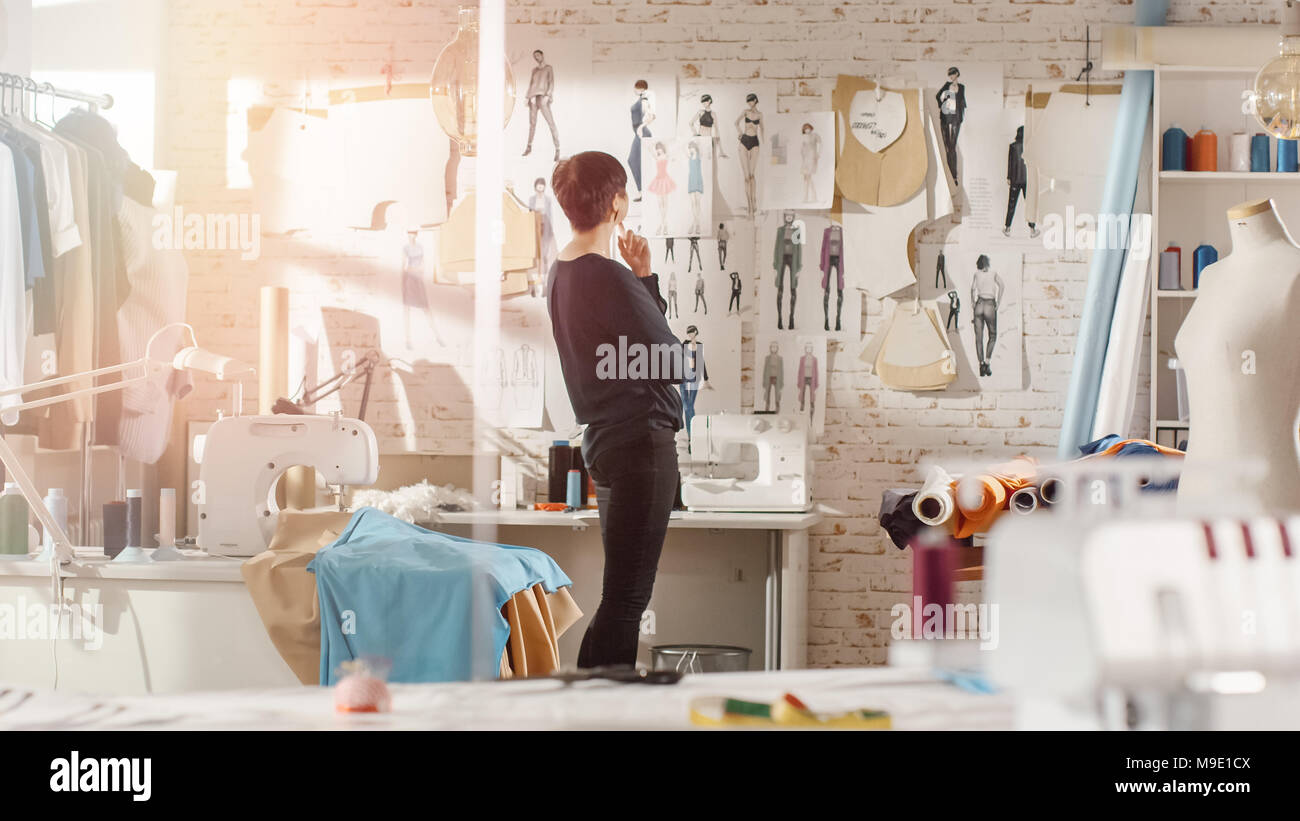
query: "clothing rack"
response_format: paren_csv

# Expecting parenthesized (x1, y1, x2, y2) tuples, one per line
(0, 72, 113, 111)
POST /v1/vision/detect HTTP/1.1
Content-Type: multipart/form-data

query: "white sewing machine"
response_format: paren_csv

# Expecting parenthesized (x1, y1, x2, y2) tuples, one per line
(680, 414, 813, 512)
(196, 414, 380, 556)
(986, 505, 1300, 730)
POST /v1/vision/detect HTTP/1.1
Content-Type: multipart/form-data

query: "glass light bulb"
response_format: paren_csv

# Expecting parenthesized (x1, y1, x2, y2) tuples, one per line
(430, 7, 516, 157)
(1254, 33, 1300, 139)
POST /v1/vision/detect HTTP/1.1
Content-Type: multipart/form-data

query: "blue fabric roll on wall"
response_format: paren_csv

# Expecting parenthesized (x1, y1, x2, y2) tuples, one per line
(308, 507, 574, 685)
(1057, 0, 1169, 459)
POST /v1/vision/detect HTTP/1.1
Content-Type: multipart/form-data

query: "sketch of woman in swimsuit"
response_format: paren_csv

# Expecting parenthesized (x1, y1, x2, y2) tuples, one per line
(686, 140, 704, 235)
(734, 93, 763, 216)
(801, 122, 822, 203)
(689, 94, 728, 158)
(647, 141, 677, 236)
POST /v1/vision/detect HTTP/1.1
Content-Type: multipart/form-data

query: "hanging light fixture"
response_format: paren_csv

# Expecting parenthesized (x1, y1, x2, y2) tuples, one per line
(1253, 0, 1300, 139)
(430, 6, 516, 157)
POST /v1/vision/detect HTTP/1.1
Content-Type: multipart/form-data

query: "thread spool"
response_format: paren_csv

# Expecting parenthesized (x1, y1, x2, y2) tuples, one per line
(1009, 486, 1040, 515)
(547, 441, 571, 504)
(158, 488, 176, 548)
(1158, 244, 1182, 290)
(1229, 132, 1251, 171)
(565, 469, 582, 509)
(42, 488, 67, 549)
(1189, 128, 1218, 171)
(0, 483, 28, 557)
(1279, 139, 1299, 172)
(1161, 125, 1188, 171)
(1251, 134, 1271, 172)
(1193, 244, 1218, 288)
(912, 527, 957, 634)
(103, 501, 128, 558)
(573, 446, 589, 509)
(125, 490, 143, 547)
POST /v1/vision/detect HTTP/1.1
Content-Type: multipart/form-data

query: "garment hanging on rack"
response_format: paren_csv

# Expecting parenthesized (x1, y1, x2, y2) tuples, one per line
(0, 141, 26, 426)
(830, 75, 927, 208)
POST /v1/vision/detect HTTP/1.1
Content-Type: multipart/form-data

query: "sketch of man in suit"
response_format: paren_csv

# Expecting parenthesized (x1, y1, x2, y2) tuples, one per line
(1003, 125, 1040, 238)
(762, 341, 783, 412)
(522, 50, 559, 161)
(936, 66, 966, 184)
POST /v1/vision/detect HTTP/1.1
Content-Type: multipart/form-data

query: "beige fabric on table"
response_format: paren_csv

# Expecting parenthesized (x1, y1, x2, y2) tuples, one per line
(242, 511, 582, 685)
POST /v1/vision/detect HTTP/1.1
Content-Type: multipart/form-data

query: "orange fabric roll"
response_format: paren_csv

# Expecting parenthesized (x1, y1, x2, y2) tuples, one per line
(951, 459, 1035, 538)
(1189, 129, 1218, 172)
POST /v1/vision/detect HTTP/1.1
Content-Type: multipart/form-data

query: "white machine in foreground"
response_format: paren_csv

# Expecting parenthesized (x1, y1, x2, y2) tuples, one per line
(196, 414, 379, 556)
(987, 503, 1300, 730)
(680, 414, 813, 513)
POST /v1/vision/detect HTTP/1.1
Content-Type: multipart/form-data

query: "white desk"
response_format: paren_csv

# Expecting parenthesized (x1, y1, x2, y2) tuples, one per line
(424, 508, 823, 671)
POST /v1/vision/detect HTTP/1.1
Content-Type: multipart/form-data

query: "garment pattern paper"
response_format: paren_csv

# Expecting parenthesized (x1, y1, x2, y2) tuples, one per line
(752, 333, 827, 436)
(760, 112, 834, 211)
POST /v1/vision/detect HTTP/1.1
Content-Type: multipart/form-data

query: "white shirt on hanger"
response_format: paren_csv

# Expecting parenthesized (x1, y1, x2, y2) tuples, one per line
(1, 142, 28, 426)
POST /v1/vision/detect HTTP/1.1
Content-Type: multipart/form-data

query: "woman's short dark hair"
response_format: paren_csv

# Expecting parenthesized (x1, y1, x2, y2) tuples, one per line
(634, 79, 648, 91)
(701, 94, 712, 104)
(746, 93, 758, 103)
(552, 151, 627, 232)
(977, 254, 990, 270)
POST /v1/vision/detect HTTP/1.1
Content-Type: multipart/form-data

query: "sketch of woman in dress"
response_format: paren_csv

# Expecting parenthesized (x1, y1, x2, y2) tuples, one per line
(628, 80, 655, 199)
(686, 140, 704, 235)
(689, 94, 728, 158)
(527, 177, 557, 297)
(647, 141, 677, 235)
(801, 122, 822, 203)
(734, 93, 763, 215)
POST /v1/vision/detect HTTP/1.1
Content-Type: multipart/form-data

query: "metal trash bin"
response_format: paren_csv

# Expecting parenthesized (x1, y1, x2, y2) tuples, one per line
(651, 644, 751, 674)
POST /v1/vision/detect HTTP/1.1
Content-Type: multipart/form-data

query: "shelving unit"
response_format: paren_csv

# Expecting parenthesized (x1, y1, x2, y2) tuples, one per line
(1148, 65, 1300, 446)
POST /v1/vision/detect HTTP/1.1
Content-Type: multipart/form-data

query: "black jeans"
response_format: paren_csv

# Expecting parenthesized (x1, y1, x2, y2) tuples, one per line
(578, 429, 679, 668)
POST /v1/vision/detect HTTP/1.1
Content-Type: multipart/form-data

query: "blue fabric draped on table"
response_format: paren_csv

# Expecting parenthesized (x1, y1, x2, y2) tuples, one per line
(308, 508, 573, 685)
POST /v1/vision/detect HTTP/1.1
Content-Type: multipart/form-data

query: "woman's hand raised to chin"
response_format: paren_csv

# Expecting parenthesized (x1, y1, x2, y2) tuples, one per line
(617, 225, 652, 279)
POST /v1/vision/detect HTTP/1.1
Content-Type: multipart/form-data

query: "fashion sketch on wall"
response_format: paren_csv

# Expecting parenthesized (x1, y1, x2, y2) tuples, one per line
(648, 225, 751, 421)
(527, 177, 558, 296)
(629, 79, 657, 196)
(915, 244, 1024, 391)
(400, 229, 444, 350)
(1004, 125, 1039, 238)
(756, 211, 862, 340)
(679, 324, 711, 438)
(752, 333, 827, 436)
(936, 66, 966, 185)
(677, 81, 778, 217)
(639, 137, 714, 239)
(522, 49, 560, 161)
(759, 112, 834, 211)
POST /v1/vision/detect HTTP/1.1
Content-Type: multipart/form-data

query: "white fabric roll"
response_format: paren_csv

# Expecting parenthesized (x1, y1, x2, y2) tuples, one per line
(1091, 213, 1152, 441)
(913, 466, 958, 526)
(1009, 486, 1040, 514)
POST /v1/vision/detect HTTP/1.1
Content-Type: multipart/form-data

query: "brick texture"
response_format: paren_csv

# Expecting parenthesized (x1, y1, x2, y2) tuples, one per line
(161, 0, 1247, 667)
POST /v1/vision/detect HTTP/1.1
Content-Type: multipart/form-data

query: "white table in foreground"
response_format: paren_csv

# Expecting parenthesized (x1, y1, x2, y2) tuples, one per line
(424, 508, 824, 671)
(0, 666, 1012, 731)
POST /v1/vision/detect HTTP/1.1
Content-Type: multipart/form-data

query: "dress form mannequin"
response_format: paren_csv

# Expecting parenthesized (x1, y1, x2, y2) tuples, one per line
(1175, 199, 1300, 512)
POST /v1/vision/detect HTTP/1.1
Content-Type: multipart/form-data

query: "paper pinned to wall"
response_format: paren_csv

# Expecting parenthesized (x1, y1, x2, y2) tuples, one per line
(759, 112, 834, 212)
(752, 333, 827, 436)
(639, 136, 714, 238)
(756, 210, 862, 340)
(678, 80, 779, 217)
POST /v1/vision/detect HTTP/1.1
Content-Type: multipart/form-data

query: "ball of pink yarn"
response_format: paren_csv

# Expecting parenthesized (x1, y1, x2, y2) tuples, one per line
(334, 673, 392, 713)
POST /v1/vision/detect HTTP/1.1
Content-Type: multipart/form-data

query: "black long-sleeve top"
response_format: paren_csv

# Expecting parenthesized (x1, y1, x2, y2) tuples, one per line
(548, 254, 684, 464)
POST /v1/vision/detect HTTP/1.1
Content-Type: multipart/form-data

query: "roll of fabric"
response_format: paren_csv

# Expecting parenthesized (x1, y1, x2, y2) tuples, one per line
(1161, 125, 1187, 170)
(1192, 244, 1217, 288)
(1056, 0, 1169, 460)
(1009, 486, 1040, 514)
(1189, 129, 1217, 171)
(879, 489, 923, 549)
(1229, 132, 1251, 171)
(1251, 134, 1271, 172)
(1091, 214, 1152, 441)
(1278, 138, 1298, 172)
(1158, 246, 1181, 290)
(952, 460, 1034, 538)
(1038, 477, 1063, 506)
(912, 466, 958, 527)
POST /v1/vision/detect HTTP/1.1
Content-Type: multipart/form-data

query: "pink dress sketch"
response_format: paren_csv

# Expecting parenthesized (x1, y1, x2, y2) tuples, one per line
(647, 142, 677, 236)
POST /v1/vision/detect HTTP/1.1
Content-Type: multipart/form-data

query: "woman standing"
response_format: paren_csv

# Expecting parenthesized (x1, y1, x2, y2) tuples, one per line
(734, 93, 763, 215)
(686, 141, 704, 236)
(647, 141, 676, 236)
(800, 122, 822, 204)
(547, 151, 684, 669)
(628, 80, 655, 198)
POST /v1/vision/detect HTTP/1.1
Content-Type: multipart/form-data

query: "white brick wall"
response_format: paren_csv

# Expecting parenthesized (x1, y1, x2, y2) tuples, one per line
(162, 0, 1265, 666)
